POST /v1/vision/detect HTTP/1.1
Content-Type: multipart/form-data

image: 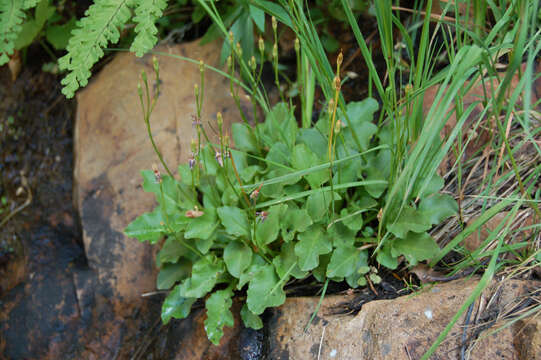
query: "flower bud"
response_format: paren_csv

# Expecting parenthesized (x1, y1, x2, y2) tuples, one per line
(199, 60, 204, 73)
(272, 16, 277, 31)
(328, 99, 334, 113)
(227, 55, 232, 69)
(333, 76, 341, 92)
(294, 38, 300, 53)
(229, 31, 234, 44)
(194, 83, 199, 97)
(258, 37, 264, 53)
(250, 56, 257, 71)
(334, 119, 342, 134)
(217, 112, 223, 128)
(152, 56, 159, 73)
(272, 44, 278, 59)
(236, 42, 242, 57)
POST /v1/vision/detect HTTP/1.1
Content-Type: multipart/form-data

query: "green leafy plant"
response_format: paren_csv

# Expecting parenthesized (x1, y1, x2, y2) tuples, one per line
(0, 0, 40, 64)
(57, 0, 167, 97)
(124, 55, 458, 344)
(0, 0, 77, 63)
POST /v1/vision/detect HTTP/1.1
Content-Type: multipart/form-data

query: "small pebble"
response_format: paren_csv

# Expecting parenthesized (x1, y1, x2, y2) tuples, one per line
(330, 349, 337, 357)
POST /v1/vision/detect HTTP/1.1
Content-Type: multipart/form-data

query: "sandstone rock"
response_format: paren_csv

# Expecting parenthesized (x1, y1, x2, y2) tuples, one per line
(74, 40, 249, 357)
(267, 278, 541, 359)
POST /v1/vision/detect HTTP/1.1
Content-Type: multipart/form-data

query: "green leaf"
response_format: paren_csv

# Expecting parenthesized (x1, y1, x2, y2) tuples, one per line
(363, 166, 387, 198)
(232, 123, 259, 153)
(161, 284, 196, 324)
(251, 0, 292, 27)
(413, 174, 444, 199)
(328, 222, 356, 247)
(201, 146, 219, 176)
(15, 0, 55, 50)
(327, 244, 360, 278)
(34, 0, 55, 27)
(191, 3, 206, 23)
(256, 204, 286, 245)
(241, 303, 263, 330)
(376, 244, 398, 270)
(249, 5, 265, 32)
(296, 128, 328, 159)
(240, 165, 261, 183)
(156, 237, 195, 266)
(312, 253, 331, 282)
(342, 99, 379, 150)
(265, 142, 291, 169)
(124, 207, 165, 244)
(179, 255, 224, 298)
(281, 208, 312, 242)
(387, 206, 432, 238)
(238, 254, 266, 289)
(345, 250, 369, 287)
(291, 144, 327, 188)
(184, 208, 218, 241)
(295, 225, 332, 271)
(273, 242, 308, 279)
(392, 232, 439, 265)
(321, 33, 339, 52)
(204, 286, 234, 345)
(221, 186, 239, 206)
(339, 207, 364, 231)
(306, 191, 332, 222)
(14, 20, 40, 49)
(217, 206, 250, 239)
(266, 103, 297, 149)
(157, 260, 191, 290)
(418, 193, 458, 225)
(224, 241, 253, 278)
(247, 263, 286, 315)
(45, 17, 77, 50)
(141, 170, 188, 215)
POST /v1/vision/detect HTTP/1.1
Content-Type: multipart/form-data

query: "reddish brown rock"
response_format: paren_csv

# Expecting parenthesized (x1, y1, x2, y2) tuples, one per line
(267, 279, 541, 360)
(74, 39, 249, 357)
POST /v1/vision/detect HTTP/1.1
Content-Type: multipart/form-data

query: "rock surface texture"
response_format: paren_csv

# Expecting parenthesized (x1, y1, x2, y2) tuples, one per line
(73, 40, 248, 358)
(267, 279, 541, 360)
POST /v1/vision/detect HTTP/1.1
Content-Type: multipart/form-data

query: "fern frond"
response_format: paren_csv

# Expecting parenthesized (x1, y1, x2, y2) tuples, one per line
(22, 0, 39, 9)
(0, 0, 27, 65)
(58, 0, 132, 98)
(130, 0, 167, 57)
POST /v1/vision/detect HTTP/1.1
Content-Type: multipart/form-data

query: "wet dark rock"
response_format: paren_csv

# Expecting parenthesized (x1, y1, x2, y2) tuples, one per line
(240, 327, 265, 360)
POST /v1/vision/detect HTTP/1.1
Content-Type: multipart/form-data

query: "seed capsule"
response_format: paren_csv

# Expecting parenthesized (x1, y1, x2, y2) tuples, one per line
(186, 206, 204, 218)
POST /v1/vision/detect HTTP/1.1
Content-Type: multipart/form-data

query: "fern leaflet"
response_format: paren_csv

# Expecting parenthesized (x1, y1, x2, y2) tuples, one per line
(130, 0, 167, 57)
(0, 0, 33, 65)
(58, 0, 132, 98)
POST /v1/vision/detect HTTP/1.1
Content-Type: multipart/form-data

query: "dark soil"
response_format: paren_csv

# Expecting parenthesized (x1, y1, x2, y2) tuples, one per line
(0, 61, 86, 357)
